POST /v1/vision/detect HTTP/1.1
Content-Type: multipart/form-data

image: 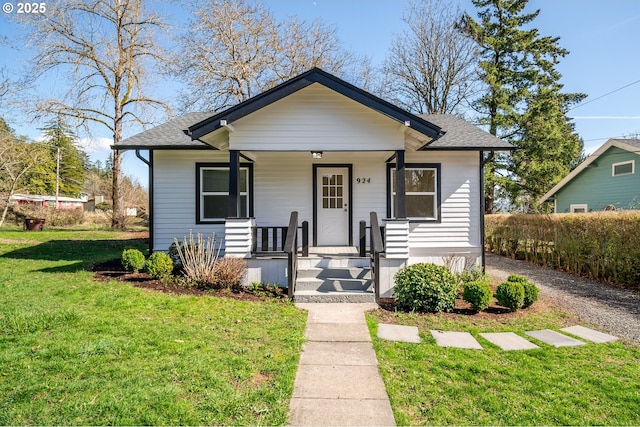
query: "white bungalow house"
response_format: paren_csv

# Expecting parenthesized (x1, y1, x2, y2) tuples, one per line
(116, 68, 512, 302)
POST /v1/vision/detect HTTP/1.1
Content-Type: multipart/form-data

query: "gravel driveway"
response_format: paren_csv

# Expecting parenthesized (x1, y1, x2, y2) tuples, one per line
(485, 253, 640, 343)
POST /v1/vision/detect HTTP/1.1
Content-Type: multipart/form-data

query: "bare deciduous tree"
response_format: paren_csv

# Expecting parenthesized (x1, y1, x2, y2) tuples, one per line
(0, 124, 49, 227)
(175, 0, 367, 112)
(380, 0, 479, 114)
(20, 0, 169, 228)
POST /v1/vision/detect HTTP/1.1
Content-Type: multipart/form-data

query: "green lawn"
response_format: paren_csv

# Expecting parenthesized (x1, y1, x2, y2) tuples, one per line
(367, 308, 640, 426)
(0, 229, 307, 425)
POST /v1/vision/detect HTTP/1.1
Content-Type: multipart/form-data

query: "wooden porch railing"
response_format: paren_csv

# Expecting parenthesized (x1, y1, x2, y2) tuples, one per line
(369, 212, 385, 302)
(251, 221, 309, 256)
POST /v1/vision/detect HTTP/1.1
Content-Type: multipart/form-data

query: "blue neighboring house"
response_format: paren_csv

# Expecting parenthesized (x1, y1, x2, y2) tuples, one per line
(540, 138, 640, 212)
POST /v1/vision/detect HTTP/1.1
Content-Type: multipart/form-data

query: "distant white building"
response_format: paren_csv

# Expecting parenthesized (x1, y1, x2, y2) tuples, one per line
(11, 194, 87, 210)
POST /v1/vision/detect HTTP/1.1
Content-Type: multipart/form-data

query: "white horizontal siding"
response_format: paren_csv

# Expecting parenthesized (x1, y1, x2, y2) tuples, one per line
(405, 151, 480, 250)
(153, 150, 229, 251)
(153, 150, 391, 251)
(253, 151, 388, 245)
(152, 150, 480, 254)
(230, 84, 405, 151)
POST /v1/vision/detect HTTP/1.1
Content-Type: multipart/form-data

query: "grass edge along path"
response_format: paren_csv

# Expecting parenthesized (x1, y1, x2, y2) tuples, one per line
(366, 308, 640, 426)
(0, 230, 307, 425)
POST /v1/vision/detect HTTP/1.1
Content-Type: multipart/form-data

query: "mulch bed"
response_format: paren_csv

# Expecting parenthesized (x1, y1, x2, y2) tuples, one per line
(92, 259, 288, 302)
(377, 288, 562, 322)
(93, 259, 562, 319)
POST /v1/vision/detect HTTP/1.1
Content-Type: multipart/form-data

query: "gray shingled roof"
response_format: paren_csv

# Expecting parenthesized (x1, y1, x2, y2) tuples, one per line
(115, 112, 214, 149)
(611, 138, 640, 149)
(419, 114, 513, 150)
(115, 111, 513, 151)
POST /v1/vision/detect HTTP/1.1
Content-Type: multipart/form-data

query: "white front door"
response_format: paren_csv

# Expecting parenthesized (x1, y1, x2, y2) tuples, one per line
(317, 167, 349, 246)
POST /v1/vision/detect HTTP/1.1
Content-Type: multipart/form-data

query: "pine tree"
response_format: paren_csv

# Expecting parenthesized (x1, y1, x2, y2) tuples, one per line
(461, 0, 585, 212)
(41, 117, 86, 197)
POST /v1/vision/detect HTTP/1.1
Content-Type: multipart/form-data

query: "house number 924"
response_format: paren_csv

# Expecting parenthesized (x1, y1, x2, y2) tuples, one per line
(356, 178, 371, 184)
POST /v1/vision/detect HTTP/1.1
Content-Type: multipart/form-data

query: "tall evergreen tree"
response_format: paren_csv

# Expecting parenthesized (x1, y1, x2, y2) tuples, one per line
(40, 117, 87, 198)
(461, 0, 585, 212)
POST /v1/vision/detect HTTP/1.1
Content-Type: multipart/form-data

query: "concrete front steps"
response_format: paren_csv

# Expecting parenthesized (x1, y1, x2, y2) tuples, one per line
(293, 256, 375, 303)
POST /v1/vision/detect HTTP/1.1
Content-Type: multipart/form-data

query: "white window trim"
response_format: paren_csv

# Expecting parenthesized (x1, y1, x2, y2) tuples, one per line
(199, 166, 249, 222)
(612, 160, 635, 176)
(570, 204, 588, 213)
(391, 167, 438, 220)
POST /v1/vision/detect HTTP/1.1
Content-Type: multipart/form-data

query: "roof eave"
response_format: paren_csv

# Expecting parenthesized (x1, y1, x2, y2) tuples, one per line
(418, 145, 515, 151)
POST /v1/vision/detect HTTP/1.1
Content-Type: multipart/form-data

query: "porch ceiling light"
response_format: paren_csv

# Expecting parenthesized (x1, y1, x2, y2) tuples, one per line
(311, 151, 323, 159)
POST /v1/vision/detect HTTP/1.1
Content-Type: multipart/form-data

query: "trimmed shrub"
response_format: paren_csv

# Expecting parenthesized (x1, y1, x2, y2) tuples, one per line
(485, 212, 640, 288)
(522, 281, 539, 308)
(462, 281, 493, 312)
(213, 257, 247, 290)
(505, 274, 539, 308)
(145, 252, 174, 279)
(121, 248, 145, 273)
(506, 274, 528, 283)
(394, 263, 458, 313)
(457, 265, 491, 286)
(495, 280, 525, 311)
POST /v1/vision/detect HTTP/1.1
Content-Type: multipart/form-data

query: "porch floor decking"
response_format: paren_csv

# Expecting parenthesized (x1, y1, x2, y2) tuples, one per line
(308, 246, 360, 256)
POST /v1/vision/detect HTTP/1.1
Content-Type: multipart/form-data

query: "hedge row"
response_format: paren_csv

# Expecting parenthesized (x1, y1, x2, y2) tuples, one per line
(485, 212, 640, 288)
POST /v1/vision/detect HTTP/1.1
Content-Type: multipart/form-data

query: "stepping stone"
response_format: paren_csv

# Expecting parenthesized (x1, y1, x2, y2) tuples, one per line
(430, 330, 482, 349)
(525, 329, 585, 347)
(561, 325, 618, 343)
(378, 323, 421, 343)
(480, 332, 540, 350)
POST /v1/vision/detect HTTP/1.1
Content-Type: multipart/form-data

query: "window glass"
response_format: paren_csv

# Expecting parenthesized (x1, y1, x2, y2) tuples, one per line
(391, 166, 438, 220)
(199, 166, 249, 221)
(613, 161, 633, 176)
(406, 169, 435, 192)
(406, 194, 435, 217)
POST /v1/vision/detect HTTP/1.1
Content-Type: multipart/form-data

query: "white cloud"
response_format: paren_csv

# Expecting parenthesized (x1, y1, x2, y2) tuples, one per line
(78, 137, 114, 153)
(572, 116, 640, 120)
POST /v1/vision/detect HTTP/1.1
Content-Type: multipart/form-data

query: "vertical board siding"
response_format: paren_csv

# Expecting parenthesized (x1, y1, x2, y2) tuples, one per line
(230, 84, 406, 151)
(556, 147, 640, 212)
(406, 151, 480, 249)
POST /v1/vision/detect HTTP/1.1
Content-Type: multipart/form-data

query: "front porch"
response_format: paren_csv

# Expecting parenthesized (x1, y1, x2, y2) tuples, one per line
(227, 211, 404, 302)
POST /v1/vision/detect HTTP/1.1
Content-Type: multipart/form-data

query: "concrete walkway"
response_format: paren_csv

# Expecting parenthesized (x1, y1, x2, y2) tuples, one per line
(288, 303, 396, 426)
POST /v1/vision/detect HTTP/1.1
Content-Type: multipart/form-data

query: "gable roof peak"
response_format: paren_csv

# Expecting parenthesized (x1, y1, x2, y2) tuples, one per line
(187, 68, 443, 142)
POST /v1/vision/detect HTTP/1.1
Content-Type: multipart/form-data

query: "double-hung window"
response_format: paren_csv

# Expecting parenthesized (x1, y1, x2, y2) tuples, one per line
(196, 163, 252, 223)
(389, 163, 440, 221)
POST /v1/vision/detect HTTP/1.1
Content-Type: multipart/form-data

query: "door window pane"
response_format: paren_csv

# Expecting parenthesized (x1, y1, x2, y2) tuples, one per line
(322, 173, 344, 209)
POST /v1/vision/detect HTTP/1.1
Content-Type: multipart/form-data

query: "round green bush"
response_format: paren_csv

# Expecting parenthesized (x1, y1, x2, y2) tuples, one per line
(522, 280, 539, 308)
(506, 274, 528, 284)
(121, 248, 145, 273)
(506, 274, 539, 308)
(393, 263, 458, 313)
(462, 281, 493, 312)
(145, 252, 174, 279)
(495, 280, 525, 311)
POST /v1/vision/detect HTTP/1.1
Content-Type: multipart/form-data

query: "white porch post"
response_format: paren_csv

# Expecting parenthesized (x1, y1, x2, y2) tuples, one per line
(383, 218, 410, 259)
(224, 218, 255, 258)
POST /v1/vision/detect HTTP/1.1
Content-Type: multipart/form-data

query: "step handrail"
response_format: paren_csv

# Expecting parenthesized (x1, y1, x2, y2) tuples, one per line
(369, 212, 384, 301)
(284, 211, 299, 298)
